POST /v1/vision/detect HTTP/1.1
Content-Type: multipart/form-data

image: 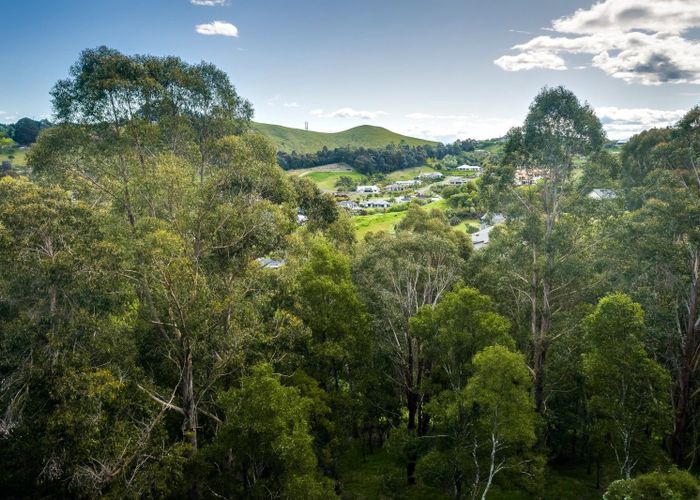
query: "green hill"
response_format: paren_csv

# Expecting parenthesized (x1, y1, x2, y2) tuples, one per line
(252, 122, 438, 154)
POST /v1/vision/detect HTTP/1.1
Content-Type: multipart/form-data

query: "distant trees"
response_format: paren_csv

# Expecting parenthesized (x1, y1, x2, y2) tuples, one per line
(277, 139, 479, 175)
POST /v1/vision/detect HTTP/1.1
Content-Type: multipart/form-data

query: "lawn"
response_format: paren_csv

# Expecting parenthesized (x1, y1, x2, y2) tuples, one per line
(0, 148, 28, 165)
(303, 170, 366, 191)
(354, 210, 407, 238)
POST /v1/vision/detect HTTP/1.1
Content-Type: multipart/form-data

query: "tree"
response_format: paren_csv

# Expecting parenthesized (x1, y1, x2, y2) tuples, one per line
(418, 346, 537, 499)
(354, 205, 470, 483)
(11, 117, 42, 145)
(582, 294, 672, 479)
(487, 86, 605, 415)
(604, 469, 700, 500)
(198, 364, 335, 499)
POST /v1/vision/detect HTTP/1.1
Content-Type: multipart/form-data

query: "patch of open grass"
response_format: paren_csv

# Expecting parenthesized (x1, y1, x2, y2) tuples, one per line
(386, 165, 439, 181)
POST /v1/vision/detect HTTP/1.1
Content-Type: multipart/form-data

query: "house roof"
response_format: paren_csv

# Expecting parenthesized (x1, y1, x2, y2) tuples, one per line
(257, 257, 286, 269)
(588, 188, 617, 200)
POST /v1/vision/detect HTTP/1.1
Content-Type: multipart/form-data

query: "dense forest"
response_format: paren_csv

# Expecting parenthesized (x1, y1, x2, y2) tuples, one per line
(2, 46, 700, 499)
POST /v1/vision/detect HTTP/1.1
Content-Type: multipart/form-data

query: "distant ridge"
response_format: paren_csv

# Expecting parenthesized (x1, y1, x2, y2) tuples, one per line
(252, 122, 438, 154)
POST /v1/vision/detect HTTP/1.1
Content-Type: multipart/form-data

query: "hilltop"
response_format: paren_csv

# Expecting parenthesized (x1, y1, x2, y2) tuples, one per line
(252, 122, 438, 154)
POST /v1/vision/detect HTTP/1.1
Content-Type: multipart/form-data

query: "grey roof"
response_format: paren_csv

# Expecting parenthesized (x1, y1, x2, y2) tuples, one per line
(257, 257, 286, 269)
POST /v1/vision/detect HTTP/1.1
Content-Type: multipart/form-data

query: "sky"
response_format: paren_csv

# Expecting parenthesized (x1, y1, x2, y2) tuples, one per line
(2, 0, 700, 141)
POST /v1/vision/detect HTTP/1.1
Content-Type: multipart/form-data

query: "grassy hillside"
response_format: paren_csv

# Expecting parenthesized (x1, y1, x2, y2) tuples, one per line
(252, 122, 438, 154)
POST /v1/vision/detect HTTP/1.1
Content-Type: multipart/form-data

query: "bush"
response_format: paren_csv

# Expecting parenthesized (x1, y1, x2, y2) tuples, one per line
(604, 469, 700, 500)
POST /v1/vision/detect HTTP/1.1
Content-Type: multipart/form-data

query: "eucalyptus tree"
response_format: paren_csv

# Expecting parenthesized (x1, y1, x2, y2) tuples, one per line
(582, 294, 672, 479)
(480, 87, 605, 415)
(354, 204, 470, 483)
(27, 48, 296, 462)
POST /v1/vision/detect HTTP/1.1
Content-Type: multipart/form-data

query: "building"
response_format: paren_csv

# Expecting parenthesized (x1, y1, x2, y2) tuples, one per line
(448, 176, 469, 185)
(418, 172, 444, 180)
(396, 180, 420, 187)
(338, 200, 360, 211)
(360, 199, 392, 209)
(396, 196, 413, 204)
(356, 185, 381, 194)
(480, 213, 506, 229)
(587, 188, 617, 200)
(385, 183, 404, 192)
(515, 168, 545, 186)
(257, 257, 286, 269)
(471, 226, 494, 251)
(296, 214, 309, 225)
(456, 165, 481, 172)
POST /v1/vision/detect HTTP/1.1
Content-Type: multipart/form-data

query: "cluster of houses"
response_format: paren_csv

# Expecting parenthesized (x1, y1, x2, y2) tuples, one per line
(515, 168, 546, 186)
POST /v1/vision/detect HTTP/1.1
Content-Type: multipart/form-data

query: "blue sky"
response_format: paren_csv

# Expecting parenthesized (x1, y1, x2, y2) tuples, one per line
(2, 0, 700, 140)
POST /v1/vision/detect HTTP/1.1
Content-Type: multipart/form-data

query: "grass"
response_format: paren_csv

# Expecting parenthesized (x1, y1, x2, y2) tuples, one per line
(303, 171, 366, 191)
(386, 165, 438, 181)
(354, 211, 407, 238)
(253, 122, 437, 154)
(0, 148, 28, 165)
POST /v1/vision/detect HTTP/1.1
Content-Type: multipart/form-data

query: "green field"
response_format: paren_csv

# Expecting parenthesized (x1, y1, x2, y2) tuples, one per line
(0, 148, 28, 165)
(301, 170, 366, 191)
(253, 122, 437, 154)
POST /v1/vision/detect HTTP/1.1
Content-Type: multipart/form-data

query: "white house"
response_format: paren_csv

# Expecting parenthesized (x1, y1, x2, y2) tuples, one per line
(356, 185, 381, 194)
(587, 188, 617, 200)
(361, 199, 392, 209)
(418, 172, 444, 180)
(385, 183, 403, 192)
(471, 226, 494, 251)
(456, 165, 481, 172)
(396, 180, 421, 187)
(297, 214, 309, 225)
(480, 213, 506, 229)
(448, 176, 469, 185)
(338, 200, 360, 211)
(257, 257, 286, 269)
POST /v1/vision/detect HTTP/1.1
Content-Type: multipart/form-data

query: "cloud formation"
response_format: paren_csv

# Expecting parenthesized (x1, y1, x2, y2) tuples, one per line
(195, 21, 238, 37)
(495, 0, 700, 85)
(191, 0, 228, 6)
(595, 106, 686, 138)
(283, 102, 300, 108)
(311, 108, 387, 120)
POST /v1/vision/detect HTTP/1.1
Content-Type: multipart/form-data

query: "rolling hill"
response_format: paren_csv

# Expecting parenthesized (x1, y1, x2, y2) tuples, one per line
(252, 122, 438, 154)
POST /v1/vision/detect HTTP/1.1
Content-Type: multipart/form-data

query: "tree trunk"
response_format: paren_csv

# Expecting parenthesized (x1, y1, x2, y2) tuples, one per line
(181, 335, 198, 453)
(672, 249, 699, 465)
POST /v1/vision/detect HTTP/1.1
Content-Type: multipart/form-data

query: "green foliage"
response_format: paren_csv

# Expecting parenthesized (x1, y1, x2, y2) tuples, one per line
(583, 294, 673, 478)
(199, 364, 335, 499)
(604, 469, 700, 500)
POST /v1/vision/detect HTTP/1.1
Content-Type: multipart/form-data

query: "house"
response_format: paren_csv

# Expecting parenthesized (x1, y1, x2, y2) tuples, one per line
(297, 214, 309, 225)
(396, 196, 413, 203)
(471, 226, 494, 251)
(456, 165, 481, 172)
(515, 168, 545, 186)
(385, 183, 404, 192)
(448, 176, 469, 185)
(396, 180, 420, 187)
(360, 199, 392, 209)
(257, 257, 286, 269)
(418, 172, 444, 180)
(480, 213, 506, 229)
(338, 200, 360, 211)
(587, 188, 617, 200)
(356, 185, 381, 194)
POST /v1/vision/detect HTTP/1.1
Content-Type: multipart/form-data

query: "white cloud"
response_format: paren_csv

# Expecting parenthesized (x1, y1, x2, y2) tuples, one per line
(191, 0, 228, 5)
(283, 102, 300, 108)
(402, 113, 520, 142)
(195, 21, 238, 37)
(310, 108, 387, 120)
(495, 0, 700, 85)
(0, 111, 5, 115)
(494, 51, 567, 71)
(595, 106, 686, 138)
